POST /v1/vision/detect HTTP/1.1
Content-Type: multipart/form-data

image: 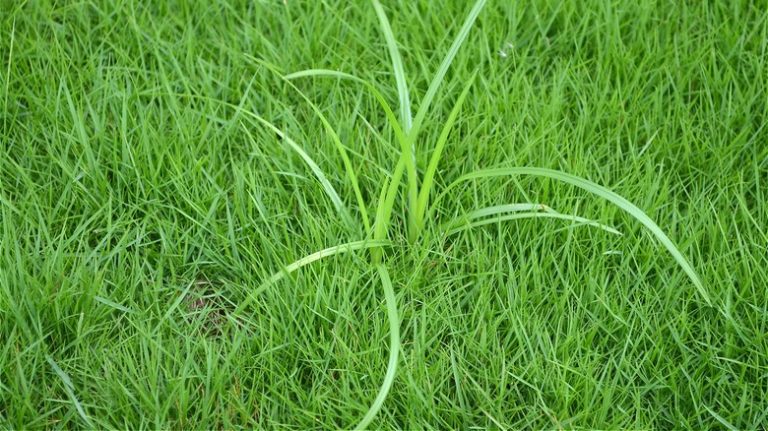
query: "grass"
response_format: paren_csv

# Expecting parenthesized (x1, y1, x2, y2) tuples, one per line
(1, 0, 767, 429)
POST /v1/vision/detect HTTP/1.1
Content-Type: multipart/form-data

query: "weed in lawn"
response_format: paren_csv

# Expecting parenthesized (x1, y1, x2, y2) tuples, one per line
(234, 0, 709, 428)
(5, 0, 763, 428)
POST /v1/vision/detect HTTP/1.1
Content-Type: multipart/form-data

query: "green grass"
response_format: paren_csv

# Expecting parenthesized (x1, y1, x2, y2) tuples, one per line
(1, 0, 767, 429)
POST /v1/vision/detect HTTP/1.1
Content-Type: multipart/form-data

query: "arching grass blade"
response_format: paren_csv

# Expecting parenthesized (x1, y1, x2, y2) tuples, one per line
(435, 167, 710, 305)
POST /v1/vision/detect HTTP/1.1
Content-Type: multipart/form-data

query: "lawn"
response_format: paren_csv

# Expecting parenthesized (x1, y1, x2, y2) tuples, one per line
(1, 0, 767, 429)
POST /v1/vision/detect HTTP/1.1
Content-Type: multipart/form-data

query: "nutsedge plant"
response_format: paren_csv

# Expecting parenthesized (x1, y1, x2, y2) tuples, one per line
(234, 0, 710, 428)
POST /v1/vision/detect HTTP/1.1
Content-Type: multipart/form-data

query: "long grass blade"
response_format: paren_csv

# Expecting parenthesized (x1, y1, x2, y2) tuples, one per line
(355, 264, 400, 430)
(441, 203, 548, 231)
(254, 60, 372, 232)
(415, 72, 476, 228)
(371, 176, 392, 262)
(241, 115, 354, 227)
(236, 240, 392, 313)
(408, 0, 487, 141)
(435, 167, 710, 305)
(443, 202, 621, 235)
(444, 211, 623, 236)
(371, 0, 412, 132)
(462, 203, 554, 218)
(284, 69, 408, 150)
(400, 0, 486, 240)
(267, 240, 391, 285)
(284, 69, 413, 245)
(370, 1, 424, 240)
(173, 90, 379, 229)
(374, 157, 407, 245)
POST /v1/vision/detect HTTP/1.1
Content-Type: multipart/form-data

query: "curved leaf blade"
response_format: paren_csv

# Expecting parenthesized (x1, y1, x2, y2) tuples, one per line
(415, 72, 477, 228)
(444, 211, 623, 236)
(437, 167, 710, 305)
(371, 0, 412, 132)
(408, 0, 487, 139)
(284, 69, 408, 150)
(242, 117, 353, 227)
(355, 264, 401, 430)
(236, 239, 392, 313)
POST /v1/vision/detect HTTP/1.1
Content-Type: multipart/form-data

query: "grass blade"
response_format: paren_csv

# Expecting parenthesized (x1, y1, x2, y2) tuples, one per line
(704, 404, 739, 431)
(436, 167, 710, 305)
(371, 0, 412, 132)
(374, 157, 407, 245)
(284, 69, 413, 245)
(370, 0, 422, 240)
(407, 0, 487, 141)
(462, 203, 554, 218)
(236, 240, 391, 313)
(285, 70, 411, 225)
(371, 175, 392, 263)
(401, 0, 486, 239)
(267, 240, 390, 284)
(444, 211, 623, 236)
(443, 202, 621, 235)
(441, 202, 549, 231)
(285, 69, 359, 81)
(94, 296, 134, 314)
(46, 355, 94, 428)
(240, 116, 354, 228)
(284, 69, 408, 155)
(249, 60, 372, 232)
(355, 264, 400, 430)
(415, 72, 476, 229)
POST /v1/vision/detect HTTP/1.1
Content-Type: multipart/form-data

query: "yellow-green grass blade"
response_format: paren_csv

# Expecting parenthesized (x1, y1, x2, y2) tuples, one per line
(236, 239, 392, 313)
(415, 72, 476, 230)
(444, 211, 623, 236)
(399, 0, 486, 239)
(407, 0, 487, 144)
(442, 203, 620, 235)
(244, 114, 354, 228)
(285, 69, 412, 248)
(440, 203, 546, 230)
(355, 264, 400, 430)
(249, 59, 371, 232)
(370, 0, 418, 231)
(436, 167, 711, 305)
(371, 0, 412, 132)
(371, 175, 392, 263)
(374, 156, 407, 245)
(462, 203, 554, 218)
(284, 69, 408, 148)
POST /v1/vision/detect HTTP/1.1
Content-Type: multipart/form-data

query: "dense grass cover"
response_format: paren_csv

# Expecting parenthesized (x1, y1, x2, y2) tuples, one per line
(1, 1, 767, 429)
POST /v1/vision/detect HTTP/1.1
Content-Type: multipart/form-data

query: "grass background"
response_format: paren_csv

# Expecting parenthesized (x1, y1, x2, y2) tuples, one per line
(1, 0, 767, 428)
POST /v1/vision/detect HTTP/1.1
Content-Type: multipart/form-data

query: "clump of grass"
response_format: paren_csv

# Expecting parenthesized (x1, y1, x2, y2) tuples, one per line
(236, 0, 709, 428)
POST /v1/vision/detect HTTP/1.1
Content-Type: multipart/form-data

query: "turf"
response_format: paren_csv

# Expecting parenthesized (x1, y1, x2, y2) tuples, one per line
(1, 0, 767, 429)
